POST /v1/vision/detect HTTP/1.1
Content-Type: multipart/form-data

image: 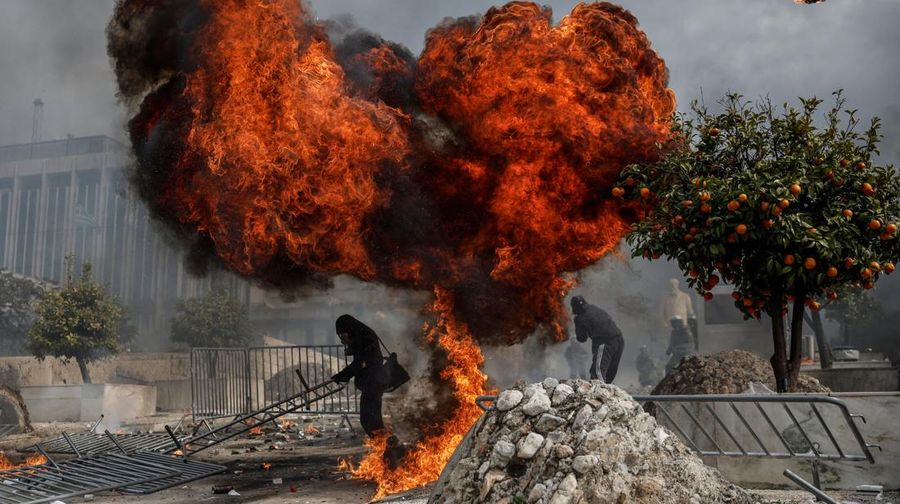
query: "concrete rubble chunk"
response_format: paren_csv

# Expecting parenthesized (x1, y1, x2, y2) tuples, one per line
(542, 377, 559, 390)
(516, 432, 544, 459)
(521, 389, 551, 417)
(429, 379, 755, 504)
(496, 389, 524, 412)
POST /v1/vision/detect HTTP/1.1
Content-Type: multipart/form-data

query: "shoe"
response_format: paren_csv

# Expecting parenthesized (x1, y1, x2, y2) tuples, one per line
(382, 435, 408, 470)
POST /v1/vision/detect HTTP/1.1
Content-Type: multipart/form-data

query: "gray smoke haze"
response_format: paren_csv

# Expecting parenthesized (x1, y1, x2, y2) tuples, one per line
(1, 0, 898, 387)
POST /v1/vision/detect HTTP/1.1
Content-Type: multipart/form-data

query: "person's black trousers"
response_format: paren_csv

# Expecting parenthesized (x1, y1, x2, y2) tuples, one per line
(590, 336, 625, 383)
(359, 388, 386, 436)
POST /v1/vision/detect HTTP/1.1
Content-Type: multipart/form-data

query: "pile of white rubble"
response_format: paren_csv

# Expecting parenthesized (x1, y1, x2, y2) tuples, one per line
(431, 379, 755, 504)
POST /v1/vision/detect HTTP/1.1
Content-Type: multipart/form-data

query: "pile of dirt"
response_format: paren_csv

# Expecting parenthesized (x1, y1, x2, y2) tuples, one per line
(430, 379, 753, 504)
(652, 350, 830, 395)
(0, 385, 31, 433)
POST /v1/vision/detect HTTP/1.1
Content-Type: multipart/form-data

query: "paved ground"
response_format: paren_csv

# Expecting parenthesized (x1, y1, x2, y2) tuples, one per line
(0, 414, 895, 504)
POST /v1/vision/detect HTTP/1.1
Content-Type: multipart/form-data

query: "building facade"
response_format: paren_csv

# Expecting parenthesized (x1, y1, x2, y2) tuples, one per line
(0, 135, 249, 349)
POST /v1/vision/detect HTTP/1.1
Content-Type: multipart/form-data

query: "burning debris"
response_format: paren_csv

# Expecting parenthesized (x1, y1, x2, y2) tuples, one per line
(107, 0, 674, 495)
(431, 379, 753, 504)
(652, 350, 830, 395)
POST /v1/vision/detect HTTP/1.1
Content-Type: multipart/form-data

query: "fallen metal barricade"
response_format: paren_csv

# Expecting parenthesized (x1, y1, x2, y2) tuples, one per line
(0, 451, 180, 504)
(19, 432, 179, 456)
(169, 371, 347, 457)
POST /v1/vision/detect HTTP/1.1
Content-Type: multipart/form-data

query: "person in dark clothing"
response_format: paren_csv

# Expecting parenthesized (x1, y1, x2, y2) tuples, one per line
(665, 315, 695, 375)
(331, 314, 387, 437)
(636, 345, 662, 387)
(571, 296, 625, 383)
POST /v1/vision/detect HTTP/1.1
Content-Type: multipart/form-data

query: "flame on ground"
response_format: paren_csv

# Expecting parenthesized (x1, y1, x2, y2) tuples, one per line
(340, 289, 493, 499)
(0, 453, 48, 471)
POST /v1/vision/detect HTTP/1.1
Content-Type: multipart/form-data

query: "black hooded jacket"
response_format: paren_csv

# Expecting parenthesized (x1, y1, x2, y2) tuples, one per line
(332, 315, 385, 391)
(572, 297, 622, 345)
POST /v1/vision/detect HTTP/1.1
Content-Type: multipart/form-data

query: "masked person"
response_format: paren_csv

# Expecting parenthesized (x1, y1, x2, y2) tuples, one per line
(331, 314, 388, 437)
(665, 316, 695, 375)
(571, 296, 625, 383)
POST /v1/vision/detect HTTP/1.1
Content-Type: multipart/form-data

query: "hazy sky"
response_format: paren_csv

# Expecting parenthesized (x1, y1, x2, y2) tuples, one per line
(0, 0, 897, 160)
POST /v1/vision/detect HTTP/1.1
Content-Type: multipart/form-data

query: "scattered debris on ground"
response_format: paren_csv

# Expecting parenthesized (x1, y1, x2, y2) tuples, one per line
(653, 350, 830, 395)
(431, 379, 754, 503)
(0, 384, 31, 434)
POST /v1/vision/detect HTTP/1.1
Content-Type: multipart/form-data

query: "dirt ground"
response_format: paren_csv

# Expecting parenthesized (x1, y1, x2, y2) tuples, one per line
(0, 414, 895, 504)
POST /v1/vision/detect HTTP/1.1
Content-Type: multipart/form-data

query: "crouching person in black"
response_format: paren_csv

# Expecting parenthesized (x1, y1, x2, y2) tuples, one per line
(331, 314, 388, 437)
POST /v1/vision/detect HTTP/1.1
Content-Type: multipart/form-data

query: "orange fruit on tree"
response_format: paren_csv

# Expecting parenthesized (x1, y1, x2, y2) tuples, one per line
(699, 191, 711, 202)
(844, 257, 855, 268)
(789, 183, 802, 196)
(886, 223, 898, 234)
(842, 209, 853, 218)
(861, 182, 875, 195)
(735, 224, 748, 235)
(709, 127, 720, 137)
(772, 206, 783, 217)
(809, 301, 821, 310)
(689, 227, 700, 235)
(869, 219, 882, 230)
(880, 232, 892, 241)
(624, 177, 636, 187)
(639, 187, 651, 199)
(856, 161, 866, 171)
(673, 215, 684, 225)
(682, 199, 694, 208)
(824, 170, 835, 180)
(701, 203, 712, 213)
(708, 274, 720, 287)
(826, 266, 838, 278)
(778, 199, 790, 209)
(784, 254, 796, 265)
(731, 291, 741, 300)
(703, 292, 714, 301)
(886, 262, 896, 274)
(870, 261, 881, 271)
(742, 298, 754, 307)
(689, 269, 700, 278)
(738, 193, 748, 203)
(760, 201, 770, 211)
(861, 268, 873, 279)
(762, 219, 774, 229)
(611, 187, 625, 197)
(839, 158, 850, 168)
(864, 281, 875, 290)
(827, 291, 838, 301)
(727, 200, 740, 212)
(683, 234, 694, 243)
(804, 257, 817, 270)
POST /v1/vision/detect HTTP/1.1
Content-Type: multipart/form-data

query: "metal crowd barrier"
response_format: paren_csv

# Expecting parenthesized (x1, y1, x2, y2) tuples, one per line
(190, 348, 250, 420)
(190, 345, 359, 421)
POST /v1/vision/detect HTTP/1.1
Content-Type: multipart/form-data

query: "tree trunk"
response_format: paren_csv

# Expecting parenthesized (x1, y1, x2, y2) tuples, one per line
(76, 357, 91, 384)
(805, 309, 833, 369)
(769, 296, 788, 393)
(787, 297, 806, 391)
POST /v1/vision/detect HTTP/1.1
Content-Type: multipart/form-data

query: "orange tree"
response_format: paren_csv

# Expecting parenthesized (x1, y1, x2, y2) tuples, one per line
(616, 93, 900, 392)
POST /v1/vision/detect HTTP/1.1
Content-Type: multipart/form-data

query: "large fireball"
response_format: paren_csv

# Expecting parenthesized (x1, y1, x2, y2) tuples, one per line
(108, 0, 674, 496)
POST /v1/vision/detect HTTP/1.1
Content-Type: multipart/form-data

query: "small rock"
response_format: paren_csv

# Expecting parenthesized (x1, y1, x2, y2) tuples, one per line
(551, 384, 574, 406)
(554, 444, 574, 459)
(548, 473, 578, 504)
(534, 413, 566, 433)
(480, 469, 506, 500)
(490, 440, 516, 467)
(572, 454, 599, 474)
(522, 390, 551, 416)
(572, 404, 592, 429)
(496, 389, 524, 412)
(516, 432, 545, 459)
(542, 377, 559, 390)
(527, 483, 547, 503)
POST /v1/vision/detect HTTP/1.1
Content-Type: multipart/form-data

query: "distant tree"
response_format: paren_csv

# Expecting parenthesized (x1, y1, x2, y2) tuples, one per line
(27, 258, 124, 383)
(618, 92, 900, 392)
(0, 270, 44, 356)
(170, 290, 253, 348)
(824, 288, 882, 347)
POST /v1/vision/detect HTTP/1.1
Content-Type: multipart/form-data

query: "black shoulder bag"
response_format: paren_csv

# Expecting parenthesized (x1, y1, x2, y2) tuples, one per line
(375, 335, 410, 393)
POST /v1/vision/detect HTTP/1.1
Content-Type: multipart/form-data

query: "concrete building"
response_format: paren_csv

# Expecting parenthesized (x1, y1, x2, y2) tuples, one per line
(0, 135, 249, 349)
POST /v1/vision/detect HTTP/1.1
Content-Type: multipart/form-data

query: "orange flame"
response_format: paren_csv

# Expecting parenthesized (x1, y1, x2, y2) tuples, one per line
(248, 426, 263, 436)
(340, 289, 493, 498)
(0, 453, 47, 471)
(304, 424, 320, 435)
